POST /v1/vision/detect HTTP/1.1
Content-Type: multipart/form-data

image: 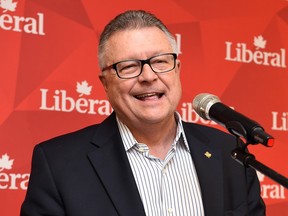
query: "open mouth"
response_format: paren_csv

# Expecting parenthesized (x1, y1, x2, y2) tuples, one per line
(134, 92, 164, 101)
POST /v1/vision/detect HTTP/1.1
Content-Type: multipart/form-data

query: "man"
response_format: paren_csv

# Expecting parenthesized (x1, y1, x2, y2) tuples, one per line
(21, 10, 265, 216)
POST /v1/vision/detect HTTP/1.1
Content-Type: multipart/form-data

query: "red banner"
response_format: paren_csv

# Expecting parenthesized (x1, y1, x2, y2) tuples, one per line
(1, 0, 287, 215)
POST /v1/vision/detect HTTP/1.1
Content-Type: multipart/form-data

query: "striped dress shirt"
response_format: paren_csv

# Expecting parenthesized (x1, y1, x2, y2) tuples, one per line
(116, 112, 205, 216)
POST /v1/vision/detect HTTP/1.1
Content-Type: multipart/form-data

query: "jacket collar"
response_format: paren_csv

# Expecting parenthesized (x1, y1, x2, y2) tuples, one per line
(88, 113, 224, 216)
(88, 112, 146, 216)
(183, 122, 224, 216)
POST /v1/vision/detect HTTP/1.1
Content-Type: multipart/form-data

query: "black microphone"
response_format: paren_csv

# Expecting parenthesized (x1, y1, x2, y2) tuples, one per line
(192, 93, 274, 147)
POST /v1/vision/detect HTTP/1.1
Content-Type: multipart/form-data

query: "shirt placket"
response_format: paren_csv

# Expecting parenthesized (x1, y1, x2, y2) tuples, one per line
(161, 146, 176, 216)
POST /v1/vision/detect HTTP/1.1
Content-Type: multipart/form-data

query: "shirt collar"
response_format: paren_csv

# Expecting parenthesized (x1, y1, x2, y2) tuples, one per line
(116, 112, 190, 152)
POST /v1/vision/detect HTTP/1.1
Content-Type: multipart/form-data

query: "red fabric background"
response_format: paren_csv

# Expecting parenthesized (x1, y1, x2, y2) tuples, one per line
(0, 0, 287, 215)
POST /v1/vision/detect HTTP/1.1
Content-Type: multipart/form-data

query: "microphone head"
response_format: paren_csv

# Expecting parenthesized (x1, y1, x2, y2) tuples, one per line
(192, 93, 221, 120)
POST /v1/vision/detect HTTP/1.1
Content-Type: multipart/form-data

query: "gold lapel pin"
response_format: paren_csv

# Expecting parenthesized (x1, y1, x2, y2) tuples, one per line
(204, 151, 212, 158)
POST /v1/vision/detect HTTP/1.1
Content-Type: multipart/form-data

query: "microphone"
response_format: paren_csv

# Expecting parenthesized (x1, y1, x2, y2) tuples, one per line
(192, 93, 274, 147)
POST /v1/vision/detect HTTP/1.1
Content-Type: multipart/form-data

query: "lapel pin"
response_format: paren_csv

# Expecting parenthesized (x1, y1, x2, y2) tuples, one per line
(204, 151, 212, 158)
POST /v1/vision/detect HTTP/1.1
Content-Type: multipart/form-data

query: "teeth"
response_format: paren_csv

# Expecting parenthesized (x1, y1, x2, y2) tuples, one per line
(135, 93, 162, 99)
(136, 93, 159, 99)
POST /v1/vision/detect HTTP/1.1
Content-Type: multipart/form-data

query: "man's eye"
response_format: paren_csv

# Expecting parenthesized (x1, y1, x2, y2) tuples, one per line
(118, 63, 139, 73)
(122, 64, 137, 70)
(122, 65, 137, 70)
(157, 60, 168, 64)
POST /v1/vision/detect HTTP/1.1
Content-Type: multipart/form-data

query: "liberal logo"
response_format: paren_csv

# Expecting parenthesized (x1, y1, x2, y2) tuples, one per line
(225, 35, 286, 68)
(0, 153, 13, 171)
(0, 153, 29, 190)
(0, 0, 45, 35)
(256, 171, 286, 199)
(0, 0, 17, 12)
(40, 80, 112, 115)
(271, 111, 288, 131)
(76, 80, 93, 97)
(180, 101, 218, 126)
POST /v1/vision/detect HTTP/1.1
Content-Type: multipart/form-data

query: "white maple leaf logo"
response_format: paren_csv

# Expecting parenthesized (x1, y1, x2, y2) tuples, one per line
(0, 0, 18, 12)
(0, 153, 14, 172)
(76, 80, 92, 97)
(254, 35, 266, 50)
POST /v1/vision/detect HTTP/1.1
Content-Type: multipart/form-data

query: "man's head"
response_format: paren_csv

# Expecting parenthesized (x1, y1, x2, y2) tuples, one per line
(98, 10, 178, 68)
(98, 10, 182, 129)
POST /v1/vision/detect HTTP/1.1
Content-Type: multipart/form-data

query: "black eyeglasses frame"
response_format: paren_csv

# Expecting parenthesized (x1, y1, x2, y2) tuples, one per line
(101, 53, 177, 79)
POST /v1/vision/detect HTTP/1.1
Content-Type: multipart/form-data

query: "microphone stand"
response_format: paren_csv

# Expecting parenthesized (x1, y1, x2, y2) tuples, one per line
(224, 121, 288, 189)
(231, 136, 288, 189)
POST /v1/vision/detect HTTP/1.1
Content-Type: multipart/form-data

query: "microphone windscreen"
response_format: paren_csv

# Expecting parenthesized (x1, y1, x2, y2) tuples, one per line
(192, 93, 220, 120)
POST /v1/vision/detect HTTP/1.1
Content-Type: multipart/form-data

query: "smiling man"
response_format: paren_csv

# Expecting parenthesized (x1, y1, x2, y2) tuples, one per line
(21, 10, 265, 216)
(99, 24, 182, 160)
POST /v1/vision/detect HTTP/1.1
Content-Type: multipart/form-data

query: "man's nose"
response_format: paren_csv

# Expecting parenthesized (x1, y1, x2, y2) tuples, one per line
(138, 63, 158, 82)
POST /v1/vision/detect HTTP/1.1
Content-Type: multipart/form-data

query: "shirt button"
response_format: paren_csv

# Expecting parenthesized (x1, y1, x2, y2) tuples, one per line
(138, 147, 144, 152)
(168, 208, 173, 214)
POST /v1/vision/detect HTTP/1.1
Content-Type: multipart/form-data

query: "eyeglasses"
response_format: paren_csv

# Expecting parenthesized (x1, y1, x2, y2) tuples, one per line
(101, 53, 177, 79)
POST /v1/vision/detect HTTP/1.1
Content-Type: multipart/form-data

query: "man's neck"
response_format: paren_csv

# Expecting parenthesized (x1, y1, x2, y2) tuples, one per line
(127, 116, 178, 160)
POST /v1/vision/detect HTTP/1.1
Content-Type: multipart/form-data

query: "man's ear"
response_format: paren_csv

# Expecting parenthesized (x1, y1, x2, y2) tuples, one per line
(99, 74, 108, 92)
(176, 59, 181, 73)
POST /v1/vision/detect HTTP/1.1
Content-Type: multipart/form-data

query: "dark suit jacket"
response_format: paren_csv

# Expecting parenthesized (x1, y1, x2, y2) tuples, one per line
(21, 112, 265, 216)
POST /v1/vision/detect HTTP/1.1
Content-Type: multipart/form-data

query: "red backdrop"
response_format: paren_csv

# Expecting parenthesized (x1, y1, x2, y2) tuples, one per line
(1, 0, 287, 215)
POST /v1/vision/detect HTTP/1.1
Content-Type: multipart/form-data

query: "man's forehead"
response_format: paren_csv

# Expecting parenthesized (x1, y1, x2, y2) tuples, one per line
(105, 28, 171, 56)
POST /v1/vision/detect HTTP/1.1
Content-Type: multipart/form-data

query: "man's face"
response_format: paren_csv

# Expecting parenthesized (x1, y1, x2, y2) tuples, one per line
(99, 27, 182, 128)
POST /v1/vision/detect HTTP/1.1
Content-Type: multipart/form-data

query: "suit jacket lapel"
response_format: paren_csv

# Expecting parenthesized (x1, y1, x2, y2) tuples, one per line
(183, 122, 224, 216)
(88, 113, 146, 216)
(87, 114, 225, 215)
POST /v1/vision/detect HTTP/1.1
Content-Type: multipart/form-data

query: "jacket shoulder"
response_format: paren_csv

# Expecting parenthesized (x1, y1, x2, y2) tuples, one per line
(182, 121, 238, 151)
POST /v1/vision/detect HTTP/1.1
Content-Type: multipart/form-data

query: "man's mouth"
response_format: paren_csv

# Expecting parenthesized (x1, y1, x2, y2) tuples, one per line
(134, 92, 164, 101)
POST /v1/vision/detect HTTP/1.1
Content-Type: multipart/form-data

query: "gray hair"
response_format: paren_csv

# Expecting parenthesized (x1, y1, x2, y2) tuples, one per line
(98, 10, 177, 69)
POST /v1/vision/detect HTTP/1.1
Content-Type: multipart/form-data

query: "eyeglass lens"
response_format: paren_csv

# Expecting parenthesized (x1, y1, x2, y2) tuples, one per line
(116, 53, 176, 78)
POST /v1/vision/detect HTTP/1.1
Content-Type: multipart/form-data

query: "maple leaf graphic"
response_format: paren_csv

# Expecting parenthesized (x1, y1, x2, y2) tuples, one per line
(254, 35, 266, 50)
(76, 80, 92, 97)
(0, 153, 14, 172)
(1, 0, 18, 12)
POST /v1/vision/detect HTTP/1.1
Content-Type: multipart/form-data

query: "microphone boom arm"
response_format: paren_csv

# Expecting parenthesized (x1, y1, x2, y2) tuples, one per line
(231, 137, 288, 189)
(193, 93, 288, 187)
